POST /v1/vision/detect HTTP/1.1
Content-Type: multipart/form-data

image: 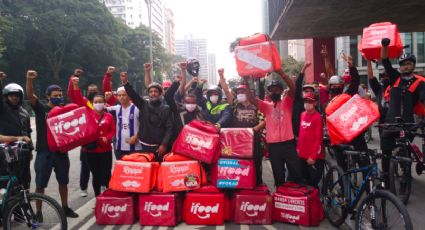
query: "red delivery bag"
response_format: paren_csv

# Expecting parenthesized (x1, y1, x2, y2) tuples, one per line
(109, 160, 159, 193)
(211, 158, 256, 189)
(326, 94, 380, 143)
(231, 186, 272, 224)
(95, 190, 136, 225)
(47, 104, 99, 153)
(273, 182, 324, 226)
(172, 120, 220, 164)
(121, 152, 155, 162)
(157, 161, 204, 193)
(238, 33, 270, 46)
(358, 22, 404, 61)
(235, 41, 281, 78)
(139, 193, 183, 226)
(220, 128, 254, 159)
(183, 187, 225, 225)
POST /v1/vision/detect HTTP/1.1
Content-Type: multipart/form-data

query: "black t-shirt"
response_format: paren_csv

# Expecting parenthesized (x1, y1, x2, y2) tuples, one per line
(31, 100, 52, 152)
(233, 103, 258, 128)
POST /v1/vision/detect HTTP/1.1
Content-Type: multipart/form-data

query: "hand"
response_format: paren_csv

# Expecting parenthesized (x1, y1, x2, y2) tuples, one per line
(215, 123, 221, 131)
(101, 137, 108, 144)
(301, 61, 311, 74)
(0, 72, 7, 81)
(144, 63, 152, 72)
(120, 72, 128, 84)
(320, 45, 328, 56)
(21, 136, 31, 143)
(71, 77, 79, 87)
(218, 68, 224, 78)
(104, 91, 112, 101)
(174, 75, 182, 82)
(341, 53, 353, 67)
(26, 70, 37, 80)
(190, 76, 199, 83)
(381, 38, 390, 47)
(275, 68, 285, 77)
(157, 145, 167, 156)
(107, 66, 115, 74)
(199, 78, 207, 85)
(127, 135, 138, 145)
(74, 69, 83, 77)
(253, 126, 260, 133)
(306, 158, 316, 166)
(179, 62, 187, 71)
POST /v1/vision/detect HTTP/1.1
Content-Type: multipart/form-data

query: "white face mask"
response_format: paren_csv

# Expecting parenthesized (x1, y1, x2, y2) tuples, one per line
(304, 103, 314, 111)
(237, 94, 247, 102)
(93, 103, 105, 111)
(209, 95, 219, 104)
(185, 104, 197, 112)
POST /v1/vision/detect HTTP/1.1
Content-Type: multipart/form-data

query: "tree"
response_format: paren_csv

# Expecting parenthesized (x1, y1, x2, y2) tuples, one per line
(283, 55, 304, 77)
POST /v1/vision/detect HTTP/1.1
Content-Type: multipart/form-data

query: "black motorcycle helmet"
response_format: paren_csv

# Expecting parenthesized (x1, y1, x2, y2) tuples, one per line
(267, 80, 283, 91)
(186, 58, 200, 77)
(398, 53, 416, 66)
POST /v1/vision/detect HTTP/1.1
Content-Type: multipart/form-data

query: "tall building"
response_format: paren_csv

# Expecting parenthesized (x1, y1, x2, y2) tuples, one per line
(164, 8, 176, 54)
(175, 37, 209, 79)
(208, 54, 217, 85)
(287, 39, 305, 61)
(101, 0, 167, 47)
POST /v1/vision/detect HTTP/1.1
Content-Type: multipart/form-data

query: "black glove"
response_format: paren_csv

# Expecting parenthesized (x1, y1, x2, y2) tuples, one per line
(381, 38, 390, 47)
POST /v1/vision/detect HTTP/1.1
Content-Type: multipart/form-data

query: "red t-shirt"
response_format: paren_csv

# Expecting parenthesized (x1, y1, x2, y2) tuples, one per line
(297, 111, 324, 160)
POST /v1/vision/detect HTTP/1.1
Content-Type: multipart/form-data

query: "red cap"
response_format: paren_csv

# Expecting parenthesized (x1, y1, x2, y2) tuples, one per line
(162, 80, 172, 88)
(303, 92, 316, 102)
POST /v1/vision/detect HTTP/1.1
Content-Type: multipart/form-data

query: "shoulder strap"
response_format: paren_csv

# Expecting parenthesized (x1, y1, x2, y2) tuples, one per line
(117, 106, 123, 151)
(129, 105, 136, 152)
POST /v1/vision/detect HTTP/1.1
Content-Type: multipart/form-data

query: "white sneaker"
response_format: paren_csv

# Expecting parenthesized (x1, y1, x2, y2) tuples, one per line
(80, 190, 88, 197)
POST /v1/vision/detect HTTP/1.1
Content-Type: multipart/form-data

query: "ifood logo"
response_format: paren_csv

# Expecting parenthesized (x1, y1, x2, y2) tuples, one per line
(219, 167, 250, 177)
(101, 203, 128, 218)
(185, 134, 212, 151)
(170, 164, 189, 174)
(54, 113, 86, 135)
(123, 166, 142, 175)
(144, 202, 170, 217)
(282, 213, 300, 223)
(240, 202, 267, 217)
(190, 203, 219, 219)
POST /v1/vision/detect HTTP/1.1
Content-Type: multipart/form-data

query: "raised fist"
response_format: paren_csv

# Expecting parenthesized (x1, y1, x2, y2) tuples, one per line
(179, 62, 187, 70)
(107, 66, 115, 74)
(144, 63, 152, 72)
(74, 69, 83, 77)
(26, 70, 38, 80)
(218, 68, 224, 78)
(0, 72, 6, 80)
(120, 72, 128, 84)
(381, 38, 390, 47)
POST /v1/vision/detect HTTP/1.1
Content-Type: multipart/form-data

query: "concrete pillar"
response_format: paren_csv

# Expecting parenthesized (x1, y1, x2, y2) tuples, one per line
(304, 37, 335, 84)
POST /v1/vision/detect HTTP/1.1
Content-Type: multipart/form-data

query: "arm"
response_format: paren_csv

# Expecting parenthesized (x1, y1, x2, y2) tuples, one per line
(102, 71, 117, 105)
(178, 62, 187, 96)
(121, 72, 146, 110)
(0, 73, 5, 112)
(309, 116, 323, 161)
(321, 45, 335, 77)
(343, 55, 360, 96)
(369, 77, 381, 97)
(71, 78, 92, 108)
(277, 69, 295, 98)
(105, 115, 116, 142)
(67, 75, 75, 103)
(164, 81, 179, 113)
(218, 69, 234, 105)
(0, 135, 31, 143)
(381, 38, 400, 85)
(160, 109, 174, 147)
(25, 70, 38, 107)
(144, 63, 152, 89)
(215, 105, 233, 128)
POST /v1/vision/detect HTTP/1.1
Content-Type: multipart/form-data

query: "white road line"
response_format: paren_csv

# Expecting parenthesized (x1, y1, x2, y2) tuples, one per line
(141, 226, 152, 230)
(102, 225, 115, 230)
(79, 216, 96, 230)
(174, 222, 206, 229)
(158, 227, 169, 230)
(67, 198, 96, 229)
(264, 225, 278, 230)
(216, 225, 225, 230)
(240, 225, 250, 230)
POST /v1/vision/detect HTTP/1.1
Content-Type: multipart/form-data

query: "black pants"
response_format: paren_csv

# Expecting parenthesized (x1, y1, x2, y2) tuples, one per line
(79, 151, 90, 190)
(253, 133, 263, 185)
(333, 133, 370, 172)
(268, 139, 303, 186)
(380, 130, 415, 176)
(85, 151, 112, 196)
(141, 144, 161, 161)
(115, 150, 133, 160)
(301, 159, 325, 187)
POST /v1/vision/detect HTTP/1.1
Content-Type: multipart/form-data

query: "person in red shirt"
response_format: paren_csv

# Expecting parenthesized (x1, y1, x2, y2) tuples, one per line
(297, 92, 324, 187)
(72, 78, 116, 196)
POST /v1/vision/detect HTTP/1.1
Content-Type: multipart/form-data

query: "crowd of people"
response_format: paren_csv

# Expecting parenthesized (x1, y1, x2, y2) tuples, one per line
(0, 37, 424, 221)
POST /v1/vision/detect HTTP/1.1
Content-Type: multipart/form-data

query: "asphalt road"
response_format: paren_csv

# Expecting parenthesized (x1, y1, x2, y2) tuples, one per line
(27, 119, 425, 229)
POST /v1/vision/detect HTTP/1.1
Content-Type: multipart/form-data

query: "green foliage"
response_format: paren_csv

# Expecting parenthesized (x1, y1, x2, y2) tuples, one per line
(283, 55, 304, 77)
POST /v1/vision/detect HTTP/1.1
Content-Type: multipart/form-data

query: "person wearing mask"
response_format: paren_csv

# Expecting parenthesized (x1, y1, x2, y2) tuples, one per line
(380, 38, 425, 181)
(253, 69, 304, 186)
(26, 70, 78, 219)
(297, 92, 324, 187)
(71, 78, 115, 196)
(0, 71, 33, 190)
(67, 69, 100, 197)
(121, 66, 173, 159)
(219, 69, 265, 185)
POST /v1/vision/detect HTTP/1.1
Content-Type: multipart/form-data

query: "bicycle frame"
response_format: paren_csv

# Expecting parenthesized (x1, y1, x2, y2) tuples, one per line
(0, 174, 20, 210)
(331, 162, 378, 212)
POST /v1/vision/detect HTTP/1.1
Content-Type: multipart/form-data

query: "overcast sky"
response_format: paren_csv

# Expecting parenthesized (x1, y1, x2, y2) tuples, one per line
(164, 0, 263, 79)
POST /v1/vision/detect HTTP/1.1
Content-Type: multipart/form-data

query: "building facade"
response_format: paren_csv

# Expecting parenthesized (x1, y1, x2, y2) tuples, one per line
(164, 7, 176, 54)
(175, 38, 209, 79)
(208, 53, 217, 85)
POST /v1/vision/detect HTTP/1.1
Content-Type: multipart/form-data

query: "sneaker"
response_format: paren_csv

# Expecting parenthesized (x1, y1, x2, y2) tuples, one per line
(35, 211, 43, 223)
(80, 190, 88, 197)
(63, 207, 79, 218)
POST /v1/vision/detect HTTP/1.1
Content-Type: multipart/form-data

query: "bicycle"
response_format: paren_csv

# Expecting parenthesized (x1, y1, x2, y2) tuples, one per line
(322, 148, 413, 229)
(377, 118, 425, 204)
(0, 141, 67, 229)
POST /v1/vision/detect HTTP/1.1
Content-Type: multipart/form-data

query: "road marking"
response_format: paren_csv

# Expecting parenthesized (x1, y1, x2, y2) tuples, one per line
(240, 225, 249, 230)
(67, 198, 95, 229)
(79, 216, 96, 230)
(216, 225, 225, 230)
(264, 225, 278, 230)
(174, 222, 206, 229)
(102, 226, 115, 230)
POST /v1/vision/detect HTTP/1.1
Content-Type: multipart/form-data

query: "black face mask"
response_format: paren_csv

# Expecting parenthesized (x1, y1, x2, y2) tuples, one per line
(87, 92, 98, 101)
(149, 98, 161, 106)
(270, 93, 281, 102)
(330, 87, 344, 96)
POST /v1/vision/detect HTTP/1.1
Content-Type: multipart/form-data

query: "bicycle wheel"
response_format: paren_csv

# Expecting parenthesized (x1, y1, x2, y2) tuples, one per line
(2, 192, 67, 230)
(323, 165, 348, 227)
(389, 147, 412, 204)
(356, 189, 413, 230)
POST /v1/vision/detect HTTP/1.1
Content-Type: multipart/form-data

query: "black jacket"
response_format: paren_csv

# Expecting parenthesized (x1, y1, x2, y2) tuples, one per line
(124, 82, 173, 147)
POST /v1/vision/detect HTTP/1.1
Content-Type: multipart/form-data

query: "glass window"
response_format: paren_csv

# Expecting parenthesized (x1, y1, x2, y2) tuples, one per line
(349, 36, 358, 67)
(402, 32, 413, 54)
(417, 32, 425, 63)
